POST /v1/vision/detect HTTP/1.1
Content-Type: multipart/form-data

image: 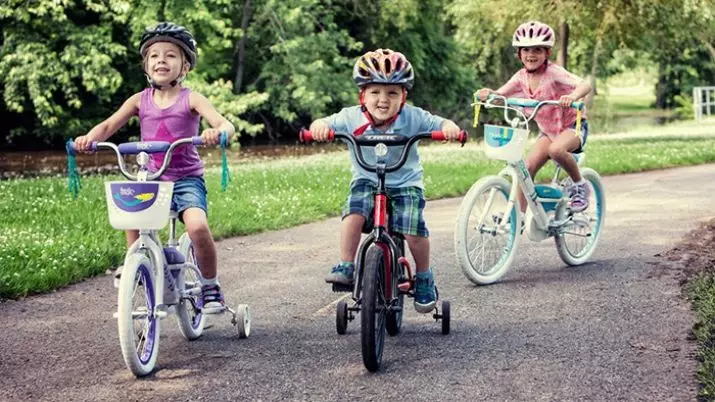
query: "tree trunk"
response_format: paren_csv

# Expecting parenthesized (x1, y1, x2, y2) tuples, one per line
(655, 61, 668, 109)
(557, 22, 569, 68)
(585, 36, 601, 109)
(234, 0, 253, 94)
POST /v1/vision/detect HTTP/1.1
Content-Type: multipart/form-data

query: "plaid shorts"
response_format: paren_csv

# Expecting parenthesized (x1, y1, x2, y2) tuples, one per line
(342, 179, 428, 237)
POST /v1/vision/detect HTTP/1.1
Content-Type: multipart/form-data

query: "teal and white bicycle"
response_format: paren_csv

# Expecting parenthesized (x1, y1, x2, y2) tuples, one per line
(67, 134, 250, 377)
(454, 94, 605, 285)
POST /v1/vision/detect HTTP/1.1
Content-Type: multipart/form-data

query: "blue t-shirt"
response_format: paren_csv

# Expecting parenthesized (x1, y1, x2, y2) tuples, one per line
(323, 104, 444, 189)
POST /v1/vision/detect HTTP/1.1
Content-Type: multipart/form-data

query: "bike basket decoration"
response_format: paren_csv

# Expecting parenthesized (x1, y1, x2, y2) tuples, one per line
(105, 181, 174, 230)
(483, 124, 529, 162)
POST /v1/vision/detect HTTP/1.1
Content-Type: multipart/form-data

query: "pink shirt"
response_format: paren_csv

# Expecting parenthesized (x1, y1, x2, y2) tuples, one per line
(497, 63, 587, 136)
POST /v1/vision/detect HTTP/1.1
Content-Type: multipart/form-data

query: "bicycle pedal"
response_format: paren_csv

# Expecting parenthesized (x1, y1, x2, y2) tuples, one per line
(397, 281, 412, 292)
(331, 283, 354, 293)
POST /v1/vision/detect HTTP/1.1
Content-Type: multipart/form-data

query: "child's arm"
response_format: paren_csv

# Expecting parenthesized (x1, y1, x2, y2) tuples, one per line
(190, 92, 236, 146)
(553, 65, 593, 107)
(440, 119, 461, 141)
(559, 79, 592, 108)
(477, 72, 521, 101)
(74, 93, 141, 152)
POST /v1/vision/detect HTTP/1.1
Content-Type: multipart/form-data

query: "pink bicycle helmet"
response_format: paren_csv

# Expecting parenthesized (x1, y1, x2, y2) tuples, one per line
(352, 49, 414, 90)
(512, 21, 555, 48)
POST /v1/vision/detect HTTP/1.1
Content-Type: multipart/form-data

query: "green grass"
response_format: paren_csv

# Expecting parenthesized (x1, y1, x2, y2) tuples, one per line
(1, 120, 715, 299)
(687, 270, 715, 399)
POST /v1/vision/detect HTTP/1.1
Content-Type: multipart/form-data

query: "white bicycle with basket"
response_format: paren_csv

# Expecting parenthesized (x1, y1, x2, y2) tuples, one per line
(68, 134, 250, 377)
(454, 94, 606, 285)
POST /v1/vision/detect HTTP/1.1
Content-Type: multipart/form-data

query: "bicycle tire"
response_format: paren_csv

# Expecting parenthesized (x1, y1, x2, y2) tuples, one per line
(555, 168, 606, 265)
(117, 253, 160, 377)
(454, 176, 521, 285)
(361, 245, 387, 372)
(176, 233, 205, 340)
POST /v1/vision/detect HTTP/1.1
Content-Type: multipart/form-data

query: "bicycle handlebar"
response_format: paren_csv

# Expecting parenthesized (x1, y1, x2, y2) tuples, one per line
(472, 94, 584, 129)
(299, 129, 467, 173)
(67, 132, 229, 181)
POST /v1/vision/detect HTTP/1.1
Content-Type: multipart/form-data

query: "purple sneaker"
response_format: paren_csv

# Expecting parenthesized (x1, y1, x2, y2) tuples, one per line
(567, 182, 591, 212)
(201, 284, 226, 314)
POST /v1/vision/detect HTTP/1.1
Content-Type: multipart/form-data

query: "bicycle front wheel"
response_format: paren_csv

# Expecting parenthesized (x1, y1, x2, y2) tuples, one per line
(176, 233, 205, 340)
(361, 245, 387, 372)
(117, 253, 160, 377)
(454, 176, 521, 285)
(555, 168, 606, 265)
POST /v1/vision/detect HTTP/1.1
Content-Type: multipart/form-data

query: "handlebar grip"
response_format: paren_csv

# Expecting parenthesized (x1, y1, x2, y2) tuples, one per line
(299, 128, 334, 143)
(192, 136, 204, 146)
(430, 130, 468, 145)
(571, 101, 584, 110)
(66, 140, 98, 155)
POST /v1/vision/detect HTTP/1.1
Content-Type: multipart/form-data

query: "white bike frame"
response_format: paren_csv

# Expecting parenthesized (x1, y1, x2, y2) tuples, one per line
(477, 95, 585, 239)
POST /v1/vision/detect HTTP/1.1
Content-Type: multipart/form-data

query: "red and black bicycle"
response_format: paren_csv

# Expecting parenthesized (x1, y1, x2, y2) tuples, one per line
(300, 128, 466, 372)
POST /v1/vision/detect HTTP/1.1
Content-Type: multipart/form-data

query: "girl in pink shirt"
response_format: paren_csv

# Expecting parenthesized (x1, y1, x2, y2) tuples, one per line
(477, 21, 593, 212)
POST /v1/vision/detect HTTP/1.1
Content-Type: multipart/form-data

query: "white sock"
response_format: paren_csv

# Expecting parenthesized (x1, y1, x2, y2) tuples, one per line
(201, 276, 219, 286)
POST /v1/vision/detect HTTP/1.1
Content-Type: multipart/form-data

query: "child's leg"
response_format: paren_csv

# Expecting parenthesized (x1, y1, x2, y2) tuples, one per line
(388, 186, 435, 313)
(125, 230, 139, 248)
(548, 128, 591, 212)
(404, 235, 429, 273)
(517, 135, 551, 212)
(182, 207, 217, 280)
(340, 214, 366, 263)
(547, 129, 582, 182)
(326, 179, 374, 284)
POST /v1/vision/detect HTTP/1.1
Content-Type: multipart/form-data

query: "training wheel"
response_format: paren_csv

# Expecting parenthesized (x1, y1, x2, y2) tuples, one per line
(233, 304, 251, 338)
(336, 300, 348, 335)
(441, 300, 450, 335)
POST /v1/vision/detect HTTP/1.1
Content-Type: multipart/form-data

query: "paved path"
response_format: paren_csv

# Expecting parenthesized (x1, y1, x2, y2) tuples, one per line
(2, 164, 713, 401)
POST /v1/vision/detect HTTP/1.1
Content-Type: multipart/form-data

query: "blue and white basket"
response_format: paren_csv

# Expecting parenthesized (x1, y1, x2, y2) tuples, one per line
(104, 181, 174, 230)
(483, 124, 529, 163)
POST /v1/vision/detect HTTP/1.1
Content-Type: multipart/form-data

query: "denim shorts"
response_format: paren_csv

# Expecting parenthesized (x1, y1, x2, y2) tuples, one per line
(342, 179, 429, 237)
(171, 176, 208, 221)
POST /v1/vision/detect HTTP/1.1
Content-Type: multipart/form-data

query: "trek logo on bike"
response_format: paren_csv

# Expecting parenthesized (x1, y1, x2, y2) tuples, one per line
(363, 135, 400, 141)
(110, 183, 159, 212)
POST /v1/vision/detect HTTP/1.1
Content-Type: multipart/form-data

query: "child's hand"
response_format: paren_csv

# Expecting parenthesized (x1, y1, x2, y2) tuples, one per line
(559, 94, 576, 108)
(201, 128, 221, 146)
(441, 120, 462, 141)
(73, 135, 95, 154)
(309, 120, 332, 142)
(476, 88, 493, 101)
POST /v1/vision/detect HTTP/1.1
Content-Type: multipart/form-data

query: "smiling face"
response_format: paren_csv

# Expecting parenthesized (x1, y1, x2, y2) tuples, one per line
(361, 83, 404, 123)
(143, 42, 188, 85)
(519, 47, 551, 72)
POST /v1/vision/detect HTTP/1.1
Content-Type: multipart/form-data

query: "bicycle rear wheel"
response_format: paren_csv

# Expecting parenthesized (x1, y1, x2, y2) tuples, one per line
(361, 245, 387, 372)
(176, 233, 205, 340)
(117, 253, 160, 377)
(454, 176, 521, 285)
(555, 168, 606, 265)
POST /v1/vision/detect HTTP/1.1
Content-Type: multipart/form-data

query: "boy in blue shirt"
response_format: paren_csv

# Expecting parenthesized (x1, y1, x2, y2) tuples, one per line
(309, 49, 461, 313)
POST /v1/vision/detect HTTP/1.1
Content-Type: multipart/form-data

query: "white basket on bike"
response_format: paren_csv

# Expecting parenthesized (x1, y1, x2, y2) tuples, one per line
(483, 124, 529, 163)
(104, 181, 174, 230)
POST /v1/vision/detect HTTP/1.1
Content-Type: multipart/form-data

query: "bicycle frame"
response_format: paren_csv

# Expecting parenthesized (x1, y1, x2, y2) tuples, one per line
(475, 95, 585, 236)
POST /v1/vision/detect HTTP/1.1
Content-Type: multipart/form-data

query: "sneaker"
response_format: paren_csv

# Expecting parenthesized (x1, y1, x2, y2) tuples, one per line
(325, 262, 355, 285)
(567, 181, 591, 213)
(414, 270, 437, 313)
(201, 284, 226, 314)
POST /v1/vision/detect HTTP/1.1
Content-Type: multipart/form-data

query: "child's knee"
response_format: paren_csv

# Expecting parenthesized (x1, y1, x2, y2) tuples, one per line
(547, 142, 567, 158)
(186, 221, 211, 242)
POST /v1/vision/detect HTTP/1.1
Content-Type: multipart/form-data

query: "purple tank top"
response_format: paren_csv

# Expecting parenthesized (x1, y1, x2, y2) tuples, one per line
(138, 87, 204, 181)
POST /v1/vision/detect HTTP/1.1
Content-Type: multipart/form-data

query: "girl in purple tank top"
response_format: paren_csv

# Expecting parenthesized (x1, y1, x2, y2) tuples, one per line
(73, 22, 235, 314)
